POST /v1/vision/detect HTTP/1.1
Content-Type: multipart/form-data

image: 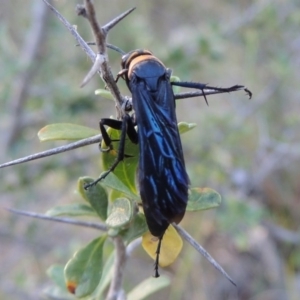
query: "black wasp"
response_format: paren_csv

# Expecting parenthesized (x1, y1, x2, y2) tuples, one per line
(85, 49, 251, 277)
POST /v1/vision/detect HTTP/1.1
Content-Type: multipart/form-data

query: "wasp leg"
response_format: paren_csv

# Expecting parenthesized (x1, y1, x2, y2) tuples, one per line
(154, 235, 164, 278)
(84, 115, 137, 190)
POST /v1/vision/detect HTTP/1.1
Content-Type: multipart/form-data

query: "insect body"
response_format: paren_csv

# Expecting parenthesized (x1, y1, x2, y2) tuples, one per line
(119, 49, 190, 237)
(85, 49, 251, 277)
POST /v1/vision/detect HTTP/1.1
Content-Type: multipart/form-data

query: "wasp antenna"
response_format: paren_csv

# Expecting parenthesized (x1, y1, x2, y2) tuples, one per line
(103, 7, 136, 33)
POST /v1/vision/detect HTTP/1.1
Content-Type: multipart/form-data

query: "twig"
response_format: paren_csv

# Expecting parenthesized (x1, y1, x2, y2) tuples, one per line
(106, 236, 127, 300)
(79, 1, 135, 117)
(0, 134, 101, 169)
(42, 0, 96, 62)
(102, 8, 135, 34)
(78, 42, 126, 55)
(2, 1, 135, 169)
(5, 207, 107, 231)
(173, 223, 236, 286)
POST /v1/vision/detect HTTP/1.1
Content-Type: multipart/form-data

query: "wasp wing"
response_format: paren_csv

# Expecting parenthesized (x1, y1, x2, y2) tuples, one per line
(130, 76, 190, 237)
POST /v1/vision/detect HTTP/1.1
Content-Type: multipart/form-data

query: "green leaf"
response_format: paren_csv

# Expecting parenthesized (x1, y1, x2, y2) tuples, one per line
(100, 122, 194, 199)
(43, 286, 75, 300)
(64, 236, 107, 298)
(93, 252, 115, 298)
(186, 187, 221, 211)
(45, 265, 75, 299)
(178, 122, 197, 134)
(110, 188, 129, 202)
(38, 123, 99, 141)
(170, 75, 181, 83)
(127, 275, 170, 300)
(45, 204, 97, 217)
(101, 172, 139, 201)
(105, 198, 136, 229)
(120, 213, 148, 244)
(170, 76, 181, 93)
(47, 264, 70, 292)
(101, 126, 139, 195)
(78, 177, 108, 221)
(95, 89, 114, 100)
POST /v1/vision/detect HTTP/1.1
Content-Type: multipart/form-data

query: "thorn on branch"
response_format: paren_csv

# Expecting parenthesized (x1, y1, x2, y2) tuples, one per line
(76, 4, 87, 18)
(77, 1, 133, 115)
(103, 7, 136, 33)
(81, 54, 105, 87)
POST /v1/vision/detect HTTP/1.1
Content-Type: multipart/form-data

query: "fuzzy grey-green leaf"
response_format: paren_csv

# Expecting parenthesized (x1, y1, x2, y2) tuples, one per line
(187, 187, 221, 211)
(38, 123, 99, 141)
(105, 198, 135, 229)
(178, 122, 197, 134)
(64, 236, 107, 298)
(95, 89, 114, 100)
(78, 177, 108, 221)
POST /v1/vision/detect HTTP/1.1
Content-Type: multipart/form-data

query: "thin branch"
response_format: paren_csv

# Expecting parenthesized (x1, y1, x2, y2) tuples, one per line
(42, 0, 96, 62)
(103, 7, 136, 33)
(78, 1, 134, 115)
(106, 236, 127, 300)
(173, 223, 236, 286)
(79, 42, 125, 54)
(81, 54, 105, 87)
(83, 0, 106, 53)
(0, 134, 101, 169)
(5, 208, 107, 231)
(43, 0, 127, 110)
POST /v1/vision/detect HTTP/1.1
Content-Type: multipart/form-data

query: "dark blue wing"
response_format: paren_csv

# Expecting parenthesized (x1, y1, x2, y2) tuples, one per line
(130, 76, 190, 237)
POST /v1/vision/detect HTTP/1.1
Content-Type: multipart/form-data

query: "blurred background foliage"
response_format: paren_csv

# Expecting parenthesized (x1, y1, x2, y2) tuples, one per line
(1, 0, 300, 299)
